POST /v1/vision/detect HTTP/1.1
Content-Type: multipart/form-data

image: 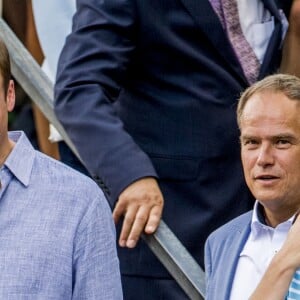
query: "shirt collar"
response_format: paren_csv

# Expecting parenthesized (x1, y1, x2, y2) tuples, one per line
(251, 201, 294, 239)
(4, 131, 35, 186)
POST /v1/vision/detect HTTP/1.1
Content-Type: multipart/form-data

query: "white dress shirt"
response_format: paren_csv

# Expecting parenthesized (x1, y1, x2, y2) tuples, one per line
(230, 201, 294, 300)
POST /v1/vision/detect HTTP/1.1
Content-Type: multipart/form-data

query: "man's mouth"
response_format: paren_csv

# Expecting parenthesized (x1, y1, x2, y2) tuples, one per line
(254, 175, 280, 181)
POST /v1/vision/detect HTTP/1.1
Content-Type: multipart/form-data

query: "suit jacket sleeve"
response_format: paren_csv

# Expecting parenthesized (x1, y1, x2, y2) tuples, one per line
(54, 0, 158, 207)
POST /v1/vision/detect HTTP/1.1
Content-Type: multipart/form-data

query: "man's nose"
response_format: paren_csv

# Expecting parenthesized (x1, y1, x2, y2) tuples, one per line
(256, 143, 275, 167)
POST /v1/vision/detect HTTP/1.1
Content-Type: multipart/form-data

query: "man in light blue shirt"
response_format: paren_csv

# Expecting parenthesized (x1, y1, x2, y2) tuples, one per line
(0, 39, 122, 299)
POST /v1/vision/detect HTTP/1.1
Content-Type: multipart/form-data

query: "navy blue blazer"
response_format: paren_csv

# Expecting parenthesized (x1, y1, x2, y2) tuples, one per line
(205, 212, 252, 300)
(54, 0, 291, 277)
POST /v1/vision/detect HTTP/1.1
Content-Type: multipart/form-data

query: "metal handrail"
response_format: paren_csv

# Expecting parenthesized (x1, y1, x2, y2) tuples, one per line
(0, 17, 205, 299)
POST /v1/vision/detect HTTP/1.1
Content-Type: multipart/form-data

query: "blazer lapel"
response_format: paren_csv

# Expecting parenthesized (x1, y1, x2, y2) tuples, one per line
(179, 0, 247, 83)
(259, 0, 284, 78)
(261, 0, 282, 19)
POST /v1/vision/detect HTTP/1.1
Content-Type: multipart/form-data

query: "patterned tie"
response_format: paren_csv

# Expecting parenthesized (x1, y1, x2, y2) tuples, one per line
(209, 0, 260, 85)
(286, 270, 300, 299)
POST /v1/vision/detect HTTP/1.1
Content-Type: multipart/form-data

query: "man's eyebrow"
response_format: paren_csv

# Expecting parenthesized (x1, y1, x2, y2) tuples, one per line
(239, 134, 257, 140)
(273, 133, 295, 138)
(271, 134, 298, 142)
(240, 133, 297, 141)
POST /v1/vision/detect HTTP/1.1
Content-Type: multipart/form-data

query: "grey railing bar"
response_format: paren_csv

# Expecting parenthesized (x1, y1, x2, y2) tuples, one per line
(0, 17, 205, 299)
(143, 222, 205, 299)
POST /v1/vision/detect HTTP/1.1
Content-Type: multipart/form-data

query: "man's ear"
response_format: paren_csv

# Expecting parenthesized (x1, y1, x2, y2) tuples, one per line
(6, 80, 15, 112)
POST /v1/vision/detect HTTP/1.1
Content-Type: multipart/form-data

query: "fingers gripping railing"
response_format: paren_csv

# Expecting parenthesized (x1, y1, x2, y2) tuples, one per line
(0, 17, 205, 300)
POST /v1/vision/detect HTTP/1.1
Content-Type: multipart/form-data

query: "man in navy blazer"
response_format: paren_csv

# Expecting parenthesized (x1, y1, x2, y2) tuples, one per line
(54, 0, 292, 298)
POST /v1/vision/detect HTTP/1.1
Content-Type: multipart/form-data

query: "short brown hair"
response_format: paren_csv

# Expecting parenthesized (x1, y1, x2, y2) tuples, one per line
(0, 38, 11, 94)
(237, 74, 300, 127)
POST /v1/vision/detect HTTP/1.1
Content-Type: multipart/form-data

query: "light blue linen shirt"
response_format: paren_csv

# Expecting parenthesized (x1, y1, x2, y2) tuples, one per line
(0, 131, 123, 299)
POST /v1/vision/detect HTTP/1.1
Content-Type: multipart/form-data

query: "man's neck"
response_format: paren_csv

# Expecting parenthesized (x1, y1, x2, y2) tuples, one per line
(263, 206, 298, 228)
(0, 138, 15, 167)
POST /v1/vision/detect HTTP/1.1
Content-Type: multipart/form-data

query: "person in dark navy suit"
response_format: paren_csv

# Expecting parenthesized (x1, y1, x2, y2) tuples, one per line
(54, 0, 293, 298)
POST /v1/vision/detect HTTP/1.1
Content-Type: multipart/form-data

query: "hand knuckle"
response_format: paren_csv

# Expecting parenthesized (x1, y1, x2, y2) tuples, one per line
(136, 215, 147, 223)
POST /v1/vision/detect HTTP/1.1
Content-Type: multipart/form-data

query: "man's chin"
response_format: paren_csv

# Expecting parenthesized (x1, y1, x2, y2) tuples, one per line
(254, 194, 282, 208)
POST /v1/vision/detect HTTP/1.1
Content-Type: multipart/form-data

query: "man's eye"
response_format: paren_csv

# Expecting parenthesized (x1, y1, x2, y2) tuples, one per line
(276, 139, 291, 148)
(278, 140, 288, 144)
(244, 140, 258, 146)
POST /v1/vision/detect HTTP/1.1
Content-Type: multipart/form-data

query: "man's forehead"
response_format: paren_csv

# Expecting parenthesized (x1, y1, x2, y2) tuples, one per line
(240, 118, 300, 142)
(242, 92, 300, 119)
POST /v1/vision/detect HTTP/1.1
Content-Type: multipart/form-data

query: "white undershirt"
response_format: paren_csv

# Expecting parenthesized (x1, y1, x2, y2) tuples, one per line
(230, 201, 294, 300)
